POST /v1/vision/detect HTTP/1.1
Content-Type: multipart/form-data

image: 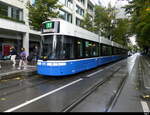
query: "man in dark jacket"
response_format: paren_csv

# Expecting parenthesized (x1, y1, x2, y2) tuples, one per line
(10, 47, 17, 67)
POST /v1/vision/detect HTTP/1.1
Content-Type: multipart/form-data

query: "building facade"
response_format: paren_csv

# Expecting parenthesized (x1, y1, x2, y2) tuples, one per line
(0, 0, 95, 59)
(58, 0, 95, 26)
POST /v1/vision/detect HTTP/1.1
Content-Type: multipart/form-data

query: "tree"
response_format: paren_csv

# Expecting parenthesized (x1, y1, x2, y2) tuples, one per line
(93, 3, 130, 46)
(124, 0, 150, 53)
(81, 13, 94, 32)
(94, 4, 117, 40)
(27, 0, 61, 30)
(113, 18, 131, 46)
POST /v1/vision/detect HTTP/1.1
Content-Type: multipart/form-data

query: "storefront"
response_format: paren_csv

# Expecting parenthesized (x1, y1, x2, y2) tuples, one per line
(0, 29, 23, 59)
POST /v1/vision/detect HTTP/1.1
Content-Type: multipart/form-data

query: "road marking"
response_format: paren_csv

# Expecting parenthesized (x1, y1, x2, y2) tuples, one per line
(86, 61, 121, 78)
(87, 69, 104, 77)
(141, 101, 150, 112)
(4, 78, 83, 112)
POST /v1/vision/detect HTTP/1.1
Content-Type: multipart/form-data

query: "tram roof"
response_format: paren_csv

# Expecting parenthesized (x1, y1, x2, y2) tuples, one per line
(43, 19, 126, 49)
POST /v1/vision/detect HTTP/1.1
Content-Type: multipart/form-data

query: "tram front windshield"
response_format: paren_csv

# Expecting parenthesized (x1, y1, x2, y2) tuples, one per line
(41, 35, 74, 60)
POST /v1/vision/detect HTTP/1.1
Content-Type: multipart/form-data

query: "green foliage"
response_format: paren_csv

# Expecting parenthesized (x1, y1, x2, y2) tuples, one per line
(94, 4, 130, 46)
(27, 0, 61, 30)
(94, 5, 115, 39)
(94, 5, 110, 35)
(113, 19, 131, 46)
(124, 0, 150, 50)
(81, 13, 94, 32)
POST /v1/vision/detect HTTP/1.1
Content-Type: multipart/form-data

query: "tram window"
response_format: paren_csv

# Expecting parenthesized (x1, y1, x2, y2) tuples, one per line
(102, 45, 112, 56)
(102, 45, 106, 56)
(85, 41, 90, 57)
(42, 35, 75, 60)
(91, 42, 99, 57)
(76, 39, 83, 58)
(113, 47, 118, 55)
(112, 47, 115, 55)
(117, 48, 120, 55)
(107, 46, 112, 56)
(42, 35, 53, 57)
(63, 36, 75, 59)
(55, 35, 74, 60)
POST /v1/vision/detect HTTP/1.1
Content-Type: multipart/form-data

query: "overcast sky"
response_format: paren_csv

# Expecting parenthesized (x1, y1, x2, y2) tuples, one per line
(93, 0, 128, 8)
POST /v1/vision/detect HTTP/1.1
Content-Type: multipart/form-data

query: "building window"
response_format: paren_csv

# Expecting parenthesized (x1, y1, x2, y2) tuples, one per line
(76, 18, 83, 26)
(0, 1, 23, 22)
(59, 9, 66, 20)
(76, 5, 84, 16)
(67, 13, 72, 23)
(0, 2, 8, 17)
(77, 0, 85, 6)
(87, 3, 94, 13)
(11, 7, 20, 20)
(59, 9, 72, 23)
(66, 0, 73, 9)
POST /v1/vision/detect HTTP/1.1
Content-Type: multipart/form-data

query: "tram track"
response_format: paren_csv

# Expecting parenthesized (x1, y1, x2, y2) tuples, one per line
(0, 73, 84, 98)
(0, 59, 128, 112)
(61, 63, 128, 112)
(105, 73, 128, 112)
(0, 60, 125, 96)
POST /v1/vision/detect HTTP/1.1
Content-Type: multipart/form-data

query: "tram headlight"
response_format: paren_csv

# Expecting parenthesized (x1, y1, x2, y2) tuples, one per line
(37, 62, 41, 65)
(44, 56, 47, 59)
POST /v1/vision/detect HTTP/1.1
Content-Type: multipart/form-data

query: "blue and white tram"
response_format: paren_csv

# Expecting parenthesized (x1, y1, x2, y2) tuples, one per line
(37, 19, 128, 76)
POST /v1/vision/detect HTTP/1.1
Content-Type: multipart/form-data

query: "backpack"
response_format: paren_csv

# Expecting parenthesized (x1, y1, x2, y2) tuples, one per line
(27, 55, 33, 62)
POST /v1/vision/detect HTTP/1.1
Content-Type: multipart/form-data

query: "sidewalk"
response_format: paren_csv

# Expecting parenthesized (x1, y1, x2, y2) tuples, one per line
(138, 55, 150, 95)
(0, 60, 37, 80)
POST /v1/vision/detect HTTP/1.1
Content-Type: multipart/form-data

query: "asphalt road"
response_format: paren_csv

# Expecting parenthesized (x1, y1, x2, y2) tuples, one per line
(0, 54, 149, 112)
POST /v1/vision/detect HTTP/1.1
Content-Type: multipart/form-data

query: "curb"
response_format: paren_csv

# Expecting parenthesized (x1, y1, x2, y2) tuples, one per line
(0, 69, 37, 80)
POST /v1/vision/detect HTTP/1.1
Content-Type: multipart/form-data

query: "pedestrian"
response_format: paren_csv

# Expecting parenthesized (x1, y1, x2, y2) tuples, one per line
(33, 45, 39, 62)
(10, 46, 17, 67)
(18, 48, 27, 70)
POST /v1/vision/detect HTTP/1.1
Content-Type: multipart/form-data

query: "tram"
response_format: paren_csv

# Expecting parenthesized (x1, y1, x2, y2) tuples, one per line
(37, 18, 128, 76)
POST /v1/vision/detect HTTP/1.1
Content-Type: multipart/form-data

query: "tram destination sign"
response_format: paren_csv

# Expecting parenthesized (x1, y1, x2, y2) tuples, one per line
(42, 21, 60, 33)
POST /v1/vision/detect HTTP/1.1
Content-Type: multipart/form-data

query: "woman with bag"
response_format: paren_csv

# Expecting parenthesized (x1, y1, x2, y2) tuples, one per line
(18, 48, 27, 70)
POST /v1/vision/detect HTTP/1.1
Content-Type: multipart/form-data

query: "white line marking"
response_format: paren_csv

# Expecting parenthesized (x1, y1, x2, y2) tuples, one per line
(87, 69, 103, 77)
(4, 78, 83, 112)
(141, 101, 150, 112)
(86, 60, 121, 78)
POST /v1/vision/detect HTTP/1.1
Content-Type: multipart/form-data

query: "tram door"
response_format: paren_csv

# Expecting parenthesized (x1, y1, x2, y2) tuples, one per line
(2, 44, 11, 56)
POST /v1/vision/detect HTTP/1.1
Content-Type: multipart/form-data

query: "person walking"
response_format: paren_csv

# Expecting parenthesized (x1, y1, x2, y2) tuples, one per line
(18, 48, 27, 70)
(10, 47, 17, 67)
(33, 45, 39, 62)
